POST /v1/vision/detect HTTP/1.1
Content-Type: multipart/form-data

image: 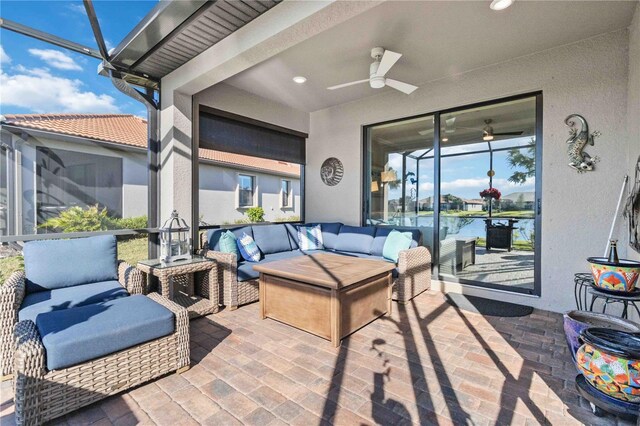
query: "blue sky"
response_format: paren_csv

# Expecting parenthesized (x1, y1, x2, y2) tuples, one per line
(0, 1, 157, 117)
(387, 139, 536, 201)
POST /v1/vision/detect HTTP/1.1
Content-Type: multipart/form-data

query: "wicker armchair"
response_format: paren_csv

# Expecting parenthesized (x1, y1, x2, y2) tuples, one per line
(13, 292, 189, 425)
(0, 260, 145, 378)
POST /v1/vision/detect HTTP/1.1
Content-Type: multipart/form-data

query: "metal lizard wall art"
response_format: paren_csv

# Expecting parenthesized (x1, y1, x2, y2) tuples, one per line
(565, 114, 600, 173)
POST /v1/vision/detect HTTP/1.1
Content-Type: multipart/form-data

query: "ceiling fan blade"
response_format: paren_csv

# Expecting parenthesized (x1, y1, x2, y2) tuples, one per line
(327, 79, 369, 90)
(493, 131, 524, 136)
(375, 50, 402, 77)
(385, 78, 418, 95)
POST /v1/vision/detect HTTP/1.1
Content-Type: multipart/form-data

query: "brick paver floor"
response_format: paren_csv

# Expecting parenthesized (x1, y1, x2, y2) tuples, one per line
(1, 291, 636, 425)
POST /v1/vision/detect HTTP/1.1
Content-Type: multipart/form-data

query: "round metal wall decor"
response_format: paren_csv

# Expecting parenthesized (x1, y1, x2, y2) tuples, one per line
(320, 157, 344, 186)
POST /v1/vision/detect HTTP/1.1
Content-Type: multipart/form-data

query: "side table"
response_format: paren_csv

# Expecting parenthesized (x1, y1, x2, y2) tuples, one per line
(456, 238, 477, 270)
(138, 256, 219, 319)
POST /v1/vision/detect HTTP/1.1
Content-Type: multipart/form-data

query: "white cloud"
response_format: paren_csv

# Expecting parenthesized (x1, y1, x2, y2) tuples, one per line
(0, 46, 10, 64)
(28, 49, 82, 71)
(66, 3, 86, 14)
(0, 67, 120, 113)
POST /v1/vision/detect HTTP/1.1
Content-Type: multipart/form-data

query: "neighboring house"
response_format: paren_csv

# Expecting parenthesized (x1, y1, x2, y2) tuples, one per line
(463, 199, 485, 212)
(0, 114, 301, 235)
(501, 191, 535, 210)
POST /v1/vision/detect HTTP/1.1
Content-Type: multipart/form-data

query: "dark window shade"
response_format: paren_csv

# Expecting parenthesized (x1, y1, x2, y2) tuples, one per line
(199, 111, 306, 164)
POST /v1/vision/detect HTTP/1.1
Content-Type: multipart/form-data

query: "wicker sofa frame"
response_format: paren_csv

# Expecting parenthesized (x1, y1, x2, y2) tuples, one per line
(13, 292, 189, 426)
(200, 233, 431, 309)
(0, 261, 145, 378)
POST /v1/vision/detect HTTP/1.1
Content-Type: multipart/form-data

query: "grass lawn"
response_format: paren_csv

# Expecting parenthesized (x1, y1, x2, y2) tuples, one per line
(0, 237, 149, 283)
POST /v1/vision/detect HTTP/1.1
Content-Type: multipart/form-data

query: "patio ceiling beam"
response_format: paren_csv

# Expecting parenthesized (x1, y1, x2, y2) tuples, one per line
(0, 17, 102, 59)
(83, 0, 110, 61)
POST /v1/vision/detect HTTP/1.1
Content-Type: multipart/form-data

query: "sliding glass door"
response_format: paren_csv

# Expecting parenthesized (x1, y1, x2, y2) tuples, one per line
(364, 93, 541, 295)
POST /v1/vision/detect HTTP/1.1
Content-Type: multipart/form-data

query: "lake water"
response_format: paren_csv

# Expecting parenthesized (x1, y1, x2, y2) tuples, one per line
(412, 216, 535, 242)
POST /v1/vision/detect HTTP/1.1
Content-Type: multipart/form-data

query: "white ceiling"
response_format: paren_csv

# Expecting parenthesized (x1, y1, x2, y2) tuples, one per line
(223, 1, 636, 113)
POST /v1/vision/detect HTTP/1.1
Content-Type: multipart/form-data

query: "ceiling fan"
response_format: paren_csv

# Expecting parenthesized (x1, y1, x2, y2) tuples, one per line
(327, 47, 418, 95)
(481, 119, 524, 141)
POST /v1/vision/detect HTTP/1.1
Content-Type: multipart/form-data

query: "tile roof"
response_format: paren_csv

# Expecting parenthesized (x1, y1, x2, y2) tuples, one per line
(1, 113, 300, 176)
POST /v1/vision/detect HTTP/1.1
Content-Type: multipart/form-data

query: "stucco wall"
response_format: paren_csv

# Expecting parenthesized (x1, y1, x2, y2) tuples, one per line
(306, 29, 632, 313)
(199, 162, 301, 225)
(628, 3, 640, 262)
(195, 83, 309, 134)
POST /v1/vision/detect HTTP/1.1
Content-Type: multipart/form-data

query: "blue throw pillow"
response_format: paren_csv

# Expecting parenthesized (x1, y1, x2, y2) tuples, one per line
(219, 231, 240, 258)
(298, 224, 324, 250)
(382, 230, 413, 262)
(237, 232, 261, 262)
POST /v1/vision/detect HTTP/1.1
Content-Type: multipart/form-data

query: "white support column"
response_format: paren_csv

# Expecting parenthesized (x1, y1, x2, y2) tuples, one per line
(160, 90, 194, 226)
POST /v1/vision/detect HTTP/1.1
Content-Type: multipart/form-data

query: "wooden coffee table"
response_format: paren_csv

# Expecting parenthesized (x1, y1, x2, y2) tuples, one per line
(254, 253, 395, 347)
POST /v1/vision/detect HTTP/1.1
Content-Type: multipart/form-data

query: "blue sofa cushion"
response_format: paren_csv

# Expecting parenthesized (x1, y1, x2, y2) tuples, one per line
(334, 225, 376, 254)
(19, 280, 129, 323)
(237, 251, 304, 282)
(252, 224, 292, 254)
(36, 295, 174, 371)
(371, 227, 421, 256)
(207, 226, 253, 251)
(24, 235, 118, 293)
(284, 223, 300, 250)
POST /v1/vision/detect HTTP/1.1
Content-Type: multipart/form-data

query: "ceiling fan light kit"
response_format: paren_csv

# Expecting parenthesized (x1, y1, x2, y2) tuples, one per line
(327, 47, 418, 95)
(490, 0, 514, 11)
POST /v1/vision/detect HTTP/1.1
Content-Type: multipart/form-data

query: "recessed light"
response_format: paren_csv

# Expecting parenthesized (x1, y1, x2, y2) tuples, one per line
(442, 137, 449, 142)
(490, 0, 513, 10)
(293, 76, 307, 84)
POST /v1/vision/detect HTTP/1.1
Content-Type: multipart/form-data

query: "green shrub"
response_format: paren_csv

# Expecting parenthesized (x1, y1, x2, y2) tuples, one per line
(113, 216, 148, 230)
(39, 205, 112, 232)
(245, 207, 265, 223)
(39, 206, 148, 233)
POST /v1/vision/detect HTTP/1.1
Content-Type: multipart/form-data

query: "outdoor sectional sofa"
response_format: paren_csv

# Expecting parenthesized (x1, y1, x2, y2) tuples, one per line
(1, 235, 190, 425)
(201, 222, 432, 310)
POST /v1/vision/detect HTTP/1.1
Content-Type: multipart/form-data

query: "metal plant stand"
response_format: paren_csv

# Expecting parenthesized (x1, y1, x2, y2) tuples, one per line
(138, 256, 219, 319)
(574, 273, 593, 310)
(588, 287, 640, 320)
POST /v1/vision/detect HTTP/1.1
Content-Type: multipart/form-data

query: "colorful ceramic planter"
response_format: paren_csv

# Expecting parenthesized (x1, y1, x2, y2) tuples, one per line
(576, 328, 640, 403)
(563, 311, 640, 365)
(587, 257, 640, 293)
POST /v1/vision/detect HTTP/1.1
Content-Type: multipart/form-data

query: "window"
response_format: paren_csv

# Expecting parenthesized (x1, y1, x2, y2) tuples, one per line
(364, 93, 542, 296)
(36, 147, 123, 226)
(281, 180, 292, 208)
(238, 174, 255, 208)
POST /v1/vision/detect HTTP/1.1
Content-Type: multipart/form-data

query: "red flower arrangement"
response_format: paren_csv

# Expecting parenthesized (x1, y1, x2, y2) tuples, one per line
(480, 188, 501, 200)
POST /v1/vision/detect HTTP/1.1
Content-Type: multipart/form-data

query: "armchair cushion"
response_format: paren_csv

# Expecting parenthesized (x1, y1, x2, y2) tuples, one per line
(24, 235, 118, 293)
(334, 225, 376, 254)
(19, 280, 128, 323)
(35, 294, 174, 371)
(253, 224, 292, 254)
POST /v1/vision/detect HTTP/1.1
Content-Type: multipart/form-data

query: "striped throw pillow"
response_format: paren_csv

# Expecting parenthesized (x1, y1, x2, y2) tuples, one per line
(297, 225, 324, 251)
(237, 232, 261, 262)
